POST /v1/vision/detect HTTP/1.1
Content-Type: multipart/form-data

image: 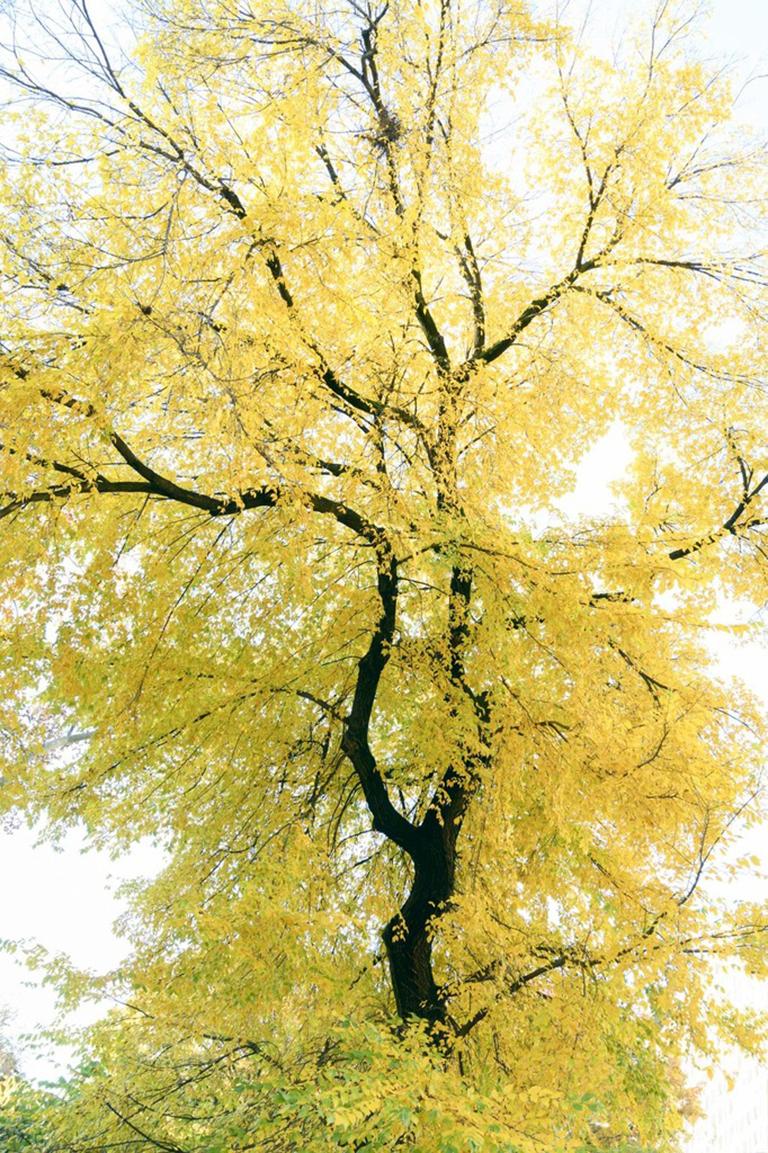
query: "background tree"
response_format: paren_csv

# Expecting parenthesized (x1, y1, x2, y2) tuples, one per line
(0, 0, 767, 1148)
(0, 1013, 55, 1152)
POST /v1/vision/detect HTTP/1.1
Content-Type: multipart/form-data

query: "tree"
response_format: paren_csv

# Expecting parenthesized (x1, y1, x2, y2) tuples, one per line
(0, 1018, 54, 1152)
(0, 0, 767, 1147)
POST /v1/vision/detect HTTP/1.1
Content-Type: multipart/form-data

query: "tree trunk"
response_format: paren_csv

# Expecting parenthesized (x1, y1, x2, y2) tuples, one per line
(382, 813, 458, 1033)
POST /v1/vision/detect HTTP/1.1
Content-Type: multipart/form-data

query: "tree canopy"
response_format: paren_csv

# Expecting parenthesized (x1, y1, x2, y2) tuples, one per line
(1, 0, 768, 1148)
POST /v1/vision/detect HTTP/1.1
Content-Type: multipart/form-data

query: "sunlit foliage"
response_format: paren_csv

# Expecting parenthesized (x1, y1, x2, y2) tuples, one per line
(1, 0, 767, 1148)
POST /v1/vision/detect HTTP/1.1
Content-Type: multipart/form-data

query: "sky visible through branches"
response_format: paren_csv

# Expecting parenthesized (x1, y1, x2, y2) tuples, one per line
(1, 1, 768, 1147)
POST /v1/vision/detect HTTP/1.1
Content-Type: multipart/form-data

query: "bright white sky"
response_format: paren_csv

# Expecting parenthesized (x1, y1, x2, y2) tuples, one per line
(1, 2, 768, 1145)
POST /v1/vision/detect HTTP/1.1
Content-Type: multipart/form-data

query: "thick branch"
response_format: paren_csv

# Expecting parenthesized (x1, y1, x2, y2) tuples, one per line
(473, 262, 596, 369)
(340, 543, 419, 856)
(457, 231, 486, 354)
(669, 472, 768, 560)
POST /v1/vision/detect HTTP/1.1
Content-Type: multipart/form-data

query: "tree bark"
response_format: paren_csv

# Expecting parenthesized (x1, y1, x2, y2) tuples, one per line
(382, 815, 458, 1031)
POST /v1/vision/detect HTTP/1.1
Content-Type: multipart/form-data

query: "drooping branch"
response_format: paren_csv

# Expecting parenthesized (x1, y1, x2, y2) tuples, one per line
(454, 784, 765, 1041)
(563, 287, 768, 561)
(105, 1101, 188, 1153)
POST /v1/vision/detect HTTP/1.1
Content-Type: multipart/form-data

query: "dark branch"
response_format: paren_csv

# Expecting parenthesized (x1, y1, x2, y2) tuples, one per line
(669, 472, 768, 560)
(473, 262, 596, 369)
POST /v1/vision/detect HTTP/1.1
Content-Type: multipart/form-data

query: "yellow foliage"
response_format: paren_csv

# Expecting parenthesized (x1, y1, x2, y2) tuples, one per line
(0, 0, 767, 1149)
